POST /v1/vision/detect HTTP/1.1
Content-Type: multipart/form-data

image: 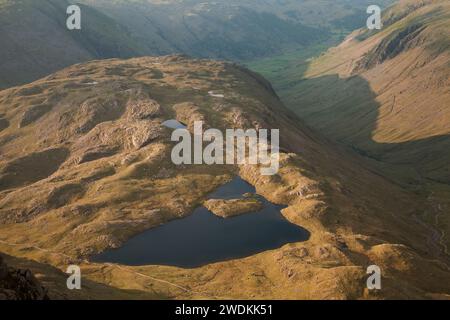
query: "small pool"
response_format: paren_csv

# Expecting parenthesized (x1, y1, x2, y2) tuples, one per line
(92, 177, 309, 268)
(162, 119, 187, 129)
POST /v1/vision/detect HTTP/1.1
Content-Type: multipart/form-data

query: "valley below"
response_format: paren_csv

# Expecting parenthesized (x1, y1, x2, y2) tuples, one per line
(250, 0, 450, 276)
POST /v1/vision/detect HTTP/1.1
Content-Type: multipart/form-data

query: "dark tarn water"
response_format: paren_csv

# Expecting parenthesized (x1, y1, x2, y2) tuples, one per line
(93, 177, 310, 268)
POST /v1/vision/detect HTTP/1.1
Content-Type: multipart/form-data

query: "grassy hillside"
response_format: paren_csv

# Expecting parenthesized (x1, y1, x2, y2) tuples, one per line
(0, 56, 449, 299)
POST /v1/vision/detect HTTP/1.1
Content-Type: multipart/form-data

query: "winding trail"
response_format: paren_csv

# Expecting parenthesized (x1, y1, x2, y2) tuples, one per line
(0, 239, 228, 299)
(411, 186, 450, 267)
(428, 192, 449, 257)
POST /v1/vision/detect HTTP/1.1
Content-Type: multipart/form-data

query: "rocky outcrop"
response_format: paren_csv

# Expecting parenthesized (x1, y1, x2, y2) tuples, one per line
(126, 94, 163, 121)
(129, 121, 163, 149)
(204, 198, 263, 218)
(19, 104, 53, 128)
(173, 102, 206, 131)
(0, 255, 49, 300)
(356, 23, 426, 71)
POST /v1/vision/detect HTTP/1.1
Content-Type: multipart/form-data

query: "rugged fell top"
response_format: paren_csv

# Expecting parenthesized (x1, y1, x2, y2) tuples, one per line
(0, 55, 449, 299)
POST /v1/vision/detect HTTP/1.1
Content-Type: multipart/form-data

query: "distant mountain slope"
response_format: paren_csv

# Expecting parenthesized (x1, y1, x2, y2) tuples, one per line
(79, 0, 331, 60)
(84, 0, 394, 31)
(0, 0, 395, 89)
(0, 0, 145, 89)
(80, 0, 395, 61)
(272, 0, 450, 184)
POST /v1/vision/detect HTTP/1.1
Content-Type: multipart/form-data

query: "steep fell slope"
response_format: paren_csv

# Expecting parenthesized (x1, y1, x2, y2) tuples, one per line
(281, 0, 450, 184)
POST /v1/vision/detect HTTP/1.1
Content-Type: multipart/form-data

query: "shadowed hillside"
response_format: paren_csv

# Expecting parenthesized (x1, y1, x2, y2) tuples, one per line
(253, 0, 450, 183)
(0, 0, 146, 89)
